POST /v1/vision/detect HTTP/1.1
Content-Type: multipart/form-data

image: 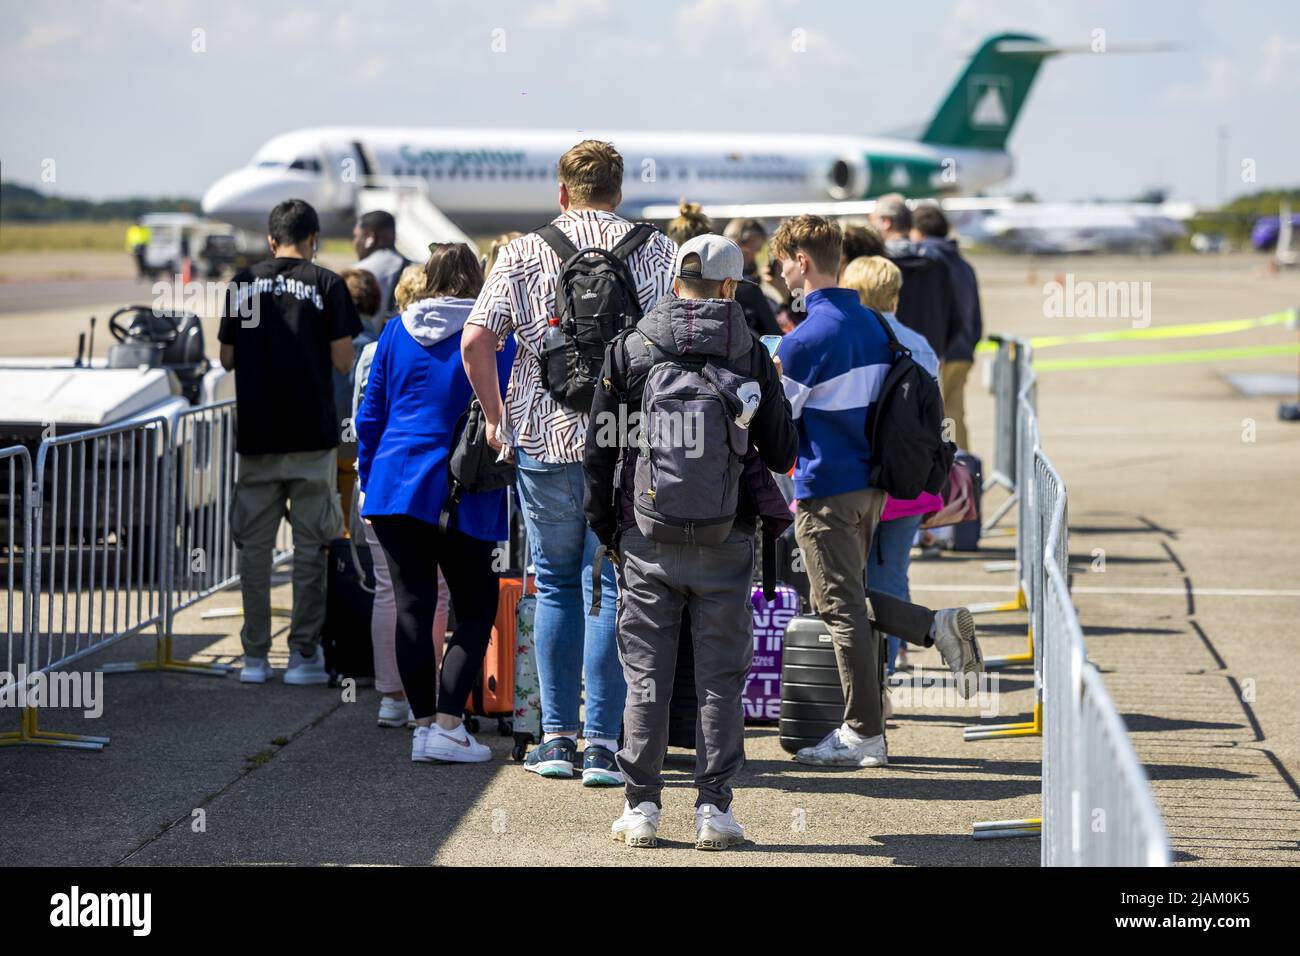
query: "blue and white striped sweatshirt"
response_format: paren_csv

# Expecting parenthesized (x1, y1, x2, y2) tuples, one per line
(779, 288, 893, 500)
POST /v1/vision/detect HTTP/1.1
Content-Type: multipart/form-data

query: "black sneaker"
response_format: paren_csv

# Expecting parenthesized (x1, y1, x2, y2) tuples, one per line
(523, 736, 577, 778)
(581, 744, 624, 787)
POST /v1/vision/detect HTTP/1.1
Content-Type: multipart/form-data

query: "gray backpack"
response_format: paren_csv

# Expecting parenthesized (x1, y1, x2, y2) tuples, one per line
(626, 333, 757, 546)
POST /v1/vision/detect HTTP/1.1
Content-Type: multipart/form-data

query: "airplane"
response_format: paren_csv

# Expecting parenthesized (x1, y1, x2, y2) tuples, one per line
(202, 33, 1070, 250)
(955, 201, 1195, 255)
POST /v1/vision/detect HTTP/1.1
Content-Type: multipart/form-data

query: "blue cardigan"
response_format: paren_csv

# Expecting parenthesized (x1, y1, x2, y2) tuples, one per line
(355, 301, 514, 541)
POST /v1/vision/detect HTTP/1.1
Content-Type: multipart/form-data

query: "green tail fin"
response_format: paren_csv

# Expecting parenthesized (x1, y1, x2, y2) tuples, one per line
(921, 33, 1052, 150)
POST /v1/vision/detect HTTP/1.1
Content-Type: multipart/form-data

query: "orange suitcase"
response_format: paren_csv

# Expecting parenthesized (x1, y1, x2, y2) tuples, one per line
(465, 573, 535, 728)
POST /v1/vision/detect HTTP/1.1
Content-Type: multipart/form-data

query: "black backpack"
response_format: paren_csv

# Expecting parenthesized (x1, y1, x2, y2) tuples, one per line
(864, 310, 956, 499)
(534, 222, 656, 413)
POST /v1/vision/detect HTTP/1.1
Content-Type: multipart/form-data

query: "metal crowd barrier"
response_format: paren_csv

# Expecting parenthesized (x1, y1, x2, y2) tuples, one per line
(1075, 663, 1172, 866)
(0, 400, 301, 748)
(970, 335, 1170, 865)
(103, 401, 240, 677)
(970, 341, 1033, 615)
(0, 447, 33, 717)
(0, 419, 173, 748)
(981, 337, 1021, 532)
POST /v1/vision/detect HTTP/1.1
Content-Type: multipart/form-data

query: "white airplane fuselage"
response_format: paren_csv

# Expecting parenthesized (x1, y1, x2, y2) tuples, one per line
(202, 126, 1013, 237)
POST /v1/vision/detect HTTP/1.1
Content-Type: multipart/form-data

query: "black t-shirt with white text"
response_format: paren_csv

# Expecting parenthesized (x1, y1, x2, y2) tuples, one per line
(218, 257, 362, 455)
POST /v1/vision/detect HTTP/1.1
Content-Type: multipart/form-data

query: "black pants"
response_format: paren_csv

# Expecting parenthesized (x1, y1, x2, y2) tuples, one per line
(369, 514, 499, 721)
(868, 588, 935, 647)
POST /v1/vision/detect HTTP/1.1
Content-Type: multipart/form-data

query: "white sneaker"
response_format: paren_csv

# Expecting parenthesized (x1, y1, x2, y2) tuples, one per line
(695, 803, 745, 850)
(795, 724, 888, 767)
(377, 696, 408, 728)
(239, 655, 274, 684)
(283, 648, 330, 686)
(611, 801, 660, 848)
(423, 723, 491, 763)
(406, 708, 416, 728)
(932, 607, 982, 699)
(411, 726, 432, 762)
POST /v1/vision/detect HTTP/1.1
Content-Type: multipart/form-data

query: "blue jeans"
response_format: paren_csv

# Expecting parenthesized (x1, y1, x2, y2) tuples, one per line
(514, 448, 624, 740)
(868, 513, 923, 675)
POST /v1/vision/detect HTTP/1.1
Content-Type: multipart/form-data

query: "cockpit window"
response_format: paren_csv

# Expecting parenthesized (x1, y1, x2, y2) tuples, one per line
(289, 157, 322, 172)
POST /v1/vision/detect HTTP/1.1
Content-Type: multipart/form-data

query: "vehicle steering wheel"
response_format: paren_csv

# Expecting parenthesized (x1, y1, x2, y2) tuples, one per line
(107, 306, 180, 348)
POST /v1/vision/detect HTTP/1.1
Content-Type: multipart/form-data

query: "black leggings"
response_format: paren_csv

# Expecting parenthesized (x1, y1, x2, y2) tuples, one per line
(369, 514, 499, 721)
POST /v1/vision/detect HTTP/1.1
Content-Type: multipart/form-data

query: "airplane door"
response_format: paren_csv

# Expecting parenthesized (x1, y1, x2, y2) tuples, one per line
(320, 141, 365, 220)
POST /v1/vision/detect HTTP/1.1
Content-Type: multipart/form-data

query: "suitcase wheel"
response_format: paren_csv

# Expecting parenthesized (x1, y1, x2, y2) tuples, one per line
(497, 718, 513, 737)
(465, 716, 480, 734)
(511, 731, 536, 762)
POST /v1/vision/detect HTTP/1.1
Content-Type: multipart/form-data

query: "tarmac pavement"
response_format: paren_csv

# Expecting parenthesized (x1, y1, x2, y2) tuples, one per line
(1, 252, 1297, 866)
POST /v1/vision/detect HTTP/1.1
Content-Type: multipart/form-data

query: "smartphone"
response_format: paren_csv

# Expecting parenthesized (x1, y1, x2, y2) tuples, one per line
(760, 334, 782, 357)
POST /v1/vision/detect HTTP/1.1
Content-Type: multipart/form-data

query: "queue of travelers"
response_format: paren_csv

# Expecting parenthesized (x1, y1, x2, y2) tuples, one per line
(219, 138, 986, 850)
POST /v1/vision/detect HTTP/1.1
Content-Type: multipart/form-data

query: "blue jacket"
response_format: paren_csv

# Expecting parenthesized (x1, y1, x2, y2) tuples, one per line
(355, 297, 515, 541)
(779, 287, 892, 500)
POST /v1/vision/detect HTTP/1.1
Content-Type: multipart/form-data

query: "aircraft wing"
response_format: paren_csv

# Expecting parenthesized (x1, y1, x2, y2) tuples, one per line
(636, 196, 1016, 222)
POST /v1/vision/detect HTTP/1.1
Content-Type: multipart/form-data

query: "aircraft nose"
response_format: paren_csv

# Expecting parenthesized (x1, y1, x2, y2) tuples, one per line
(202, 167, 321, 231)
(201, 170, 250, 220)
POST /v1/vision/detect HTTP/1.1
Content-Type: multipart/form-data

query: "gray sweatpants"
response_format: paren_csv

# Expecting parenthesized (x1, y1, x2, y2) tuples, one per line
(231, 448, 341, 658)
(615, 525, 755, 811)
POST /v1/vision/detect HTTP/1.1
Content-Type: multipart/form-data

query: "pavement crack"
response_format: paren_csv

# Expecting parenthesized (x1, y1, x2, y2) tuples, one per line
(111, 696, 348, 866)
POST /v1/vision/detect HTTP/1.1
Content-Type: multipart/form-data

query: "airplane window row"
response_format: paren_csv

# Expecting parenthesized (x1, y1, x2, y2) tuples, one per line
(392, 165, 805, 182)
(684, 168, 804, 182)
(395, 167, 552, 180)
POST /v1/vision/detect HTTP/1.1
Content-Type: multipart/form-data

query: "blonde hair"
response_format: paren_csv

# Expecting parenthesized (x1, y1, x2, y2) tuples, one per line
(483, 231, 522, 278)
(842, 256, 902, 313)
(666, 200, 714, 247)
(770, 214, 842, 276)
(557, 139, 624, 206)
(393, 263, 429, 312)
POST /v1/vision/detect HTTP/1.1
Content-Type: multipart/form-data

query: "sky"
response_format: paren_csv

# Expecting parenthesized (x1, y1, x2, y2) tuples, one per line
(2, 0, 1298, 206)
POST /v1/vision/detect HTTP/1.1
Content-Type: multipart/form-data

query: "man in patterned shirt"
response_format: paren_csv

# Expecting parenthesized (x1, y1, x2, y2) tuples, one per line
(461, 140, 677, 785)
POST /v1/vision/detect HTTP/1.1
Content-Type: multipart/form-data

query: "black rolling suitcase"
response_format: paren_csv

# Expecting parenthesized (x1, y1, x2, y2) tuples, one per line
(321, 537, 376, 683)
(778, 616, 843, 753)
(778, 615, 887, 753)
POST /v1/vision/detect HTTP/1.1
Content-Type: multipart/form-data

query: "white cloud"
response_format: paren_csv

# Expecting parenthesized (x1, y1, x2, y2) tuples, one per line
(1251, 33, 1300, 91)
(1164, 54, 1236, 104)
(526, 0, 613, 28)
